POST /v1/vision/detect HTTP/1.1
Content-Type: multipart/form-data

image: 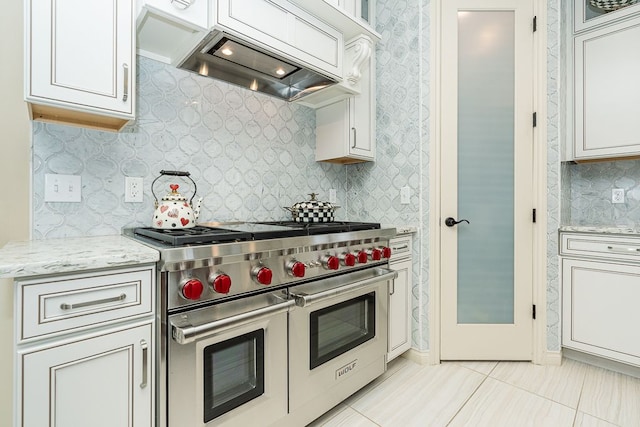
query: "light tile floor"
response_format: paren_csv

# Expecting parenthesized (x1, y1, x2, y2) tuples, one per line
(308, 357, 640, 427)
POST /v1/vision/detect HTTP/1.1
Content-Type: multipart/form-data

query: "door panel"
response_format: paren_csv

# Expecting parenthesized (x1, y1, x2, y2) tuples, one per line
(440, 0, 534, 360)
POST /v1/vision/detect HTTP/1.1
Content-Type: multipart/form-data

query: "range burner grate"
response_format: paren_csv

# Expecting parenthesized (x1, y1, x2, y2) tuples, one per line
(255, 221, 381, 235)
(134, 226, 252, 246)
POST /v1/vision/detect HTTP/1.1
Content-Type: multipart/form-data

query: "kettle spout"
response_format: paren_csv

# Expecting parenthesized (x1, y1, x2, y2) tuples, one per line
(193, 197, 203, 220)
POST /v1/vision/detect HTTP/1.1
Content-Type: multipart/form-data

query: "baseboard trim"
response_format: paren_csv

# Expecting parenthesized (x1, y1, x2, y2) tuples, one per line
(401, 348, 430, 365)
(540, 350, 562, 366)
(563, 348, 640, 379)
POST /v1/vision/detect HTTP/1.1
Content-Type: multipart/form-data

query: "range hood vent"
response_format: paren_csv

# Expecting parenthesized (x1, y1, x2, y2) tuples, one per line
(178, 32, 338, 102)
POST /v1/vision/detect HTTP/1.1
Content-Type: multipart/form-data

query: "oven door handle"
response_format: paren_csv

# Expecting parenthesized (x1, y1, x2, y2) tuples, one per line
(290, 268, 397, 307)
(171, 299, 295, 345)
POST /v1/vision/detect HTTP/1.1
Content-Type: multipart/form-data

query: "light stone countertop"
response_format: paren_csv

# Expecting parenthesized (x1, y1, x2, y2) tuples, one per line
(384, 224, 419, 235)
(559, 225, 640, 235)
(0, 235, 160, 279)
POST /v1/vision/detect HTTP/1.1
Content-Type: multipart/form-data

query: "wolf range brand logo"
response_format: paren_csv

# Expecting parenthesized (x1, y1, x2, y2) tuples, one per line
(335, 360, 358, 379)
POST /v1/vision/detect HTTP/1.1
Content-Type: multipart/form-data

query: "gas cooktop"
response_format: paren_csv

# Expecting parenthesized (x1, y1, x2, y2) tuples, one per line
(132, 221, 381, 247)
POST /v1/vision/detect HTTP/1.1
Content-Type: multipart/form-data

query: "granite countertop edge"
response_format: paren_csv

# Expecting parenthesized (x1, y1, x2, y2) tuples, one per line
(0, 235, 160, 279)
(559, 225, 640, 235)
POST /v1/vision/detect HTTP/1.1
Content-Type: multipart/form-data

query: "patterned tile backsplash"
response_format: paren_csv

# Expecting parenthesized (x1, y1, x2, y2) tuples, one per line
(32, 57, 346, 238)
(30, 1, 578, 353)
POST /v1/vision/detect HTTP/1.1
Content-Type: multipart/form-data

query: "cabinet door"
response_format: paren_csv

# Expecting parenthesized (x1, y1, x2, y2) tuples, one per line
(562, 258, 640, 366)
(28, 0, 134, 117)
(574, 0, 640, 33)
(20, 323, 152, 427)
(573, 16, 640, 160)
(388, 258, 412, 361)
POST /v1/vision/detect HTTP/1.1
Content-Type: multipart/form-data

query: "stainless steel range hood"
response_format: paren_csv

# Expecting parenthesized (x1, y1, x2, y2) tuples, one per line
(178, 31, 338, 102)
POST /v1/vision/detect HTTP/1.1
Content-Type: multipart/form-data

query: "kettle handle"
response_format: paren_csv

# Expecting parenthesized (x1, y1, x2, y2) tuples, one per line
(151, 170, 198, 207)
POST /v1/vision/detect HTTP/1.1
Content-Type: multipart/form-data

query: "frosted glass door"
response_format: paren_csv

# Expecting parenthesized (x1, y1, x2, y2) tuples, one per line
(439, 0, 534, 360)
(457, 11, 514, 324)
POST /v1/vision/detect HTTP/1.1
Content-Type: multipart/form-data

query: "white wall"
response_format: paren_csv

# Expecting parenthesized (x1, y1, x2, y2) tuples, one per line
(0, 0, 31, 424)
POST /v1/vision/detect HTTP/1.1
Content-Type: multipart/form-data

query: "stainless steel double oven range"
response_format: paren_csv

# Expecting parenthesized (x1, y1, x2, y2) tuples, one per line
(128, 221, 397, 427)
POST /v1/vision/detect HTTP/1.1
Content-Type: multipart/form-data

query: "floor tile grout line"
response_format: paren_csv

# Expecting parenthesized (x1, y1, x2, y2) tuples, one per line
(444, 368, 492, 427)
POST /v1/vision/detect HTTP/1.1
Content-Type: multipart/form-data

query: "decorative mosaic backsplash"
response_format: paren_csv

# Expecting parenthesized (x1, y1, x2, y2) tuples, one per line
(566, 159, 640, 226)
(32, 57, 346, 239)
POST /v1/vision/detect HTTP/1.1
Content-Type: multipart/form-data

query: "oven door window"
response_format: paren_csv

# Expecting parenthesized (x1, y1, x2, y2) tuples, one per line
(310, 292, 376, 369)
(203, 330, 264, 422)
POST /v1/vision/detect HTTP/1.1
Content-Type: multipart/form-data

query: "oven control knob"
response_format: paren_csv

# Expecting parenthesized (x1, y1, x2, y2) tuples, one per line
(356, 251, 368, 264)
(253, 267, 273, 285)
(181, 278, 204, 300)
(381, 246, 392, 259)
(210, 273, 232, 294)
(367, 248, 382, 261)
(322, 255, 340, 270)
(287, 261, 306, 278)
(340, 252, 356, 267)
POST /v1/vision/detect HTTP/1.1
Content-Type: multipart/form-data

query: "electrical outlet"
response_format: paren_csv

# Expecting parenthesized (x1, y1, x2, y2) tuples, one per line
(329, 189, 337, 204)
(44, 174, 81, 202)
(125, 177, 144, 203)
(612, 188, 625, 204)
(401, 186, 410, 204)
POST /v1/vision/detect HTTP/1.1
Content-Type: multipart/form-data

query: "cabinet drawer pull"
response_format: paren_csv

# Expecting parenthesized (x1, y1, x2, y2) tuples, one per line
(393, 244, 409, 251)
(140, 339, 148, 389)
(352, 127, 357, 148)
(606, 245, 640, 253)
(60, 293, 127, 310)
(122, 63, 129, 102)
(171, 0, 193, 9)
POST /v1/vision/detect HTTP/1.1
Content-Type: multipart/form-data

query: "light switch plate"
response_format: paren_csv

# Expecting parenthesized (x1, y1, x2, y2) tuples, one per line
(329, 189, 337, 204)
(401, 186, 410, 204)
(44, 174, 81, 202)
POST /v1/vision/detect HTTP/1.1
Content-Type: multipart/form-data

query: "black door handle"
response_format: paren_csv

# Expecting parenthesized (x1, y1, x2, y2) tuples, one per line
(445, 217, 470, 227)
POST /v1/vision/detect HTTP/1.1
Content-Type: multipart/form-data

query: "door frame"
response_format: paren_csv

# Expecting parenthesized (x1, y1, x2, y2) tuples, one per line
(428, 0, 550, 365)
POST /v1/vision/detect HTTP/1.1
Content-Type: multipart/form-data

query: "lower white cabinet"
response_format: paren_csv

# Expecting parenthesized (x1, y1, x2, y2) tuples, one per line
(561, 232, 640, 366)
(387, 235, 412, 361)
(15, 265, 155, 427)
(19, 322, 153, 427)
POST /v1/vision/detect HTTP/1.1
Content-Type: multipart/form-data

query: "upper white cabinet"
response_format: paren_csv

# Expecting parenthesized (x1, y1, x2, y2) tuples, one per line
(316, 35, 375, 163)
(574, 0, 640, 32)
(572, 15, 640, 161)
(26, 0, 135, 131)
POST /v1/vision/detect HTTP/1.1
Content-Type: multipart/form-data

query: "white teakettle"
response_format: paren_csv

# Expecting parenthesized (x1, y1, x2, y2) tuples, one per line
(151, 170, 202, 229)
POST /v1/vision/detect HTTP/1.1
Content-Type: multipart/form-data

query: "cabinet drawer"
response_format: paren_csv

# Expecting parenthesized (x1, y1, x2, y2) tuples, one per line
(389, 235, 412, 261)
(17, 266, 154, 342)
(560, 233, 640, 262)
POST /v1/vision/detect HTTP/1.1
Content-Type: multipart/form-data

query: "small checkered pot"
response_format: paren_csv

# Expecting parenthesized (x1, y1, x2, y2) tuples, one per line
(589, 0, 638, 11)
(283, 193, 340, 223)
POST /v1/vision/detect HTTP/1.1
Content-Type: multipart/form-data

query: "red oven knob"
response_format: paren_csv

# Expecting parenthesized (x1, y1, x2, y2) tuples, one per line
(381, 246, 392, 259)
(181, 278, 204, 300)
(357, 251, 368, 264)
(340, 252, 356, 267)
(368, 248, 382, 261)
(287, 261, 306, 278)
(253, 267, 273, 285)
(210, 273, 232, 294)
(322, 255, 340, 270)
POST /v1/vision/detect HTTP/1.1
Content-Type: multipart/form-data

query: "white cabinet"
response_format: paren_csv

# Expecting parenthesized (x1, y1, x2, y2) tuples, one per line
(561, 232, 640, 366)
(573, 0, 640, 32)
(387, 235, 412, 361)
(26, 0, 135, 131)
(316, 35, 375, 163)
(571, 12, 640, 161)
(20, 323, 153, 427)
(15, 265, 155, 427)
